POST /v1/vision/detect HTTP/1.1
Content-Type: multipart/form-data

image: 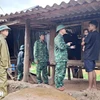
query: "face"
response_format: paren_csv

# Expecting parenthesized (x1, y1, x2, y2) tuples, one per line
(60, 28, 66, 35)
(40, 35, 45, 41)
(88, 24, 96, 32)
(1, 30, 9, 37)
(84, 30, 88, 36)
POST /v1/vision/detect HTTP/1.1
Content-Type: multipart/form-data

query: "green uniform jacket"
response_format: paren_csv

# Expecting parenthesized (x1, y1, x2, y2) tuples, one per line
(34, 40, 49, 62)
(0, 34, 11, 69)
(54, 33, 69, 62)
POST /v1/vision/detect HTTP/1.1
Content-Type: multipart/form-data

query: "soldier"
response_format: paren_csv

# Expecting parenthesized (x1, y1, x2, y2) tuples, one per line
(17, 45, 24, 81)
(0, 25, 11, 99)
(34, 32, 49, 84)
(54, 25, 75, 91)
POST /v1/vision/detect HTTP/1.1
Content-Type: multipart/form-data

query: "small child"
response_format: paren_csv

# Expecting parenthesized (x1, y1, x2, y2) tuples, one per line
(81, 29, 89, 51)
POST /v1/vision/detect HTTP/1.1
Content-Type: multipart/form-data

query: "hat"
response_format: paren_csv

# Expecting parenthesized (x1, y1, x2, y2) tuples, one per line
(20, 45, 24, 50)
(39, 32, 45, 36)
(0, 25, 11, 32)
(56, 25, 65, 33)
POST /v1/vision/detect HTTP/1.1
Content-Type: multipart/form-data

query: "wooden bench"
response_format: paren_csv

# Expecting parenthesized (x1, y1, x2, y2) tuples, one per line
(49, 60, 100, 84)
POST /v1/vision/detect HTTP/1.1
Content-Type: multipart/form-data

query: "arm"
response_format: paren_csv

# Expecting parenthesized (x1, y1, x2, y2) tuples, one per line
(84, 33, 91, 44)
(17, 52, 21, 65)
(46, 46, 49, 61)
(54, 37, 70, 50)
(0, 40, 9, 68)
(34, 41, 39, 63)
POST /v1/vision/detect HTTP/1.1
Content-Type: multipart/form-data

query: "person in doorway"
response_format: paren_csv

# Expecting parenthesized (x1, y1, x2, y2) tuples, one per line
(34, 32, 49, 84)
(82, 20, 100, 91)
(81, 29, 89, 51)
(54, 25, 75, 91)
(0, 25, 11, 99)
(17, 45, 24, 81)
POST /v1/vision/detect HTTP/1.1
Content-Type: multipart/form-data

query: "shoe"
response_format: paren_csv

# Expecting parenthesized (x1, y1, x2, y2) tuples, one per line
(57, 87, 65, 91)
(61, 86, 65, 90)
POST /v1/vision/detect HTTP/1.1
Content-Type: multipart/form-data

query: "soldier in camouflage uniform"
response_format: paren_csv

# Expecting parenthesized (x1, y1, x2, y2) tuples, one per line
(0, 25, 11, 99)
(54, 25, 75, 91)
(34, 32, 49, 84)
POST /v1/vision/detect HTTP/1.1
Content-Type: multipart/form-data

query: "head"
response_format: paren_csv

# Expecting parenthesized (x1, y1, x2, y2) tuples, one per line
(0, 30, 9, 37)
(20, 45, 24, 51)
(83, 29, 89, 36)
(88, 20, 98, 32)
(39, 32, 45, 41)
(0, 25, 10, 37)
(56, 25, 66, 35)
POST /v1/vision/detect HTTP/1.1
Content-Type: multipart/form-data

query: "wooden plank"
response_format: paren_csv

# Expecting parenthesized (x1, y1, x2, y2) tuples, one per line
(50, 60, 100, 67)
(1, 19, 24, 26)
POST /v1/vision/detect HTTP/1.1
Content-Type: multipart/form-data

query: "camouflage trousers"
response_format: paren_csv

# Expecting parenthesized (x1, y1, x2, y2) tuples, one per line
(55, 61, 67, 88)
(36, 62, 48, 84)
(0, 67, 8, 99)
(17, 64, 23, 81)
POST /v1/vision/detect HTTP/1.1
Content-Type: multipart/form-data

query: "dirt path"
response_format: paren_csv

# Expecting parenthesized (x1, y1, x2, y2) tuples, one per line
(2, 79, 100, 100)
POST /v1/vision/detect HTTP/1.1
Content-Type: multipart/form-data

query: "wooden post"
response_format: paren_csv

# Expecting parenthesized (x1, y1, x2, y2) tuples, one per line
(49, 27, 56, 84)
(49, 27, 56, 64)
(68, 67, 71, 80)
(23, 20, 30, 82)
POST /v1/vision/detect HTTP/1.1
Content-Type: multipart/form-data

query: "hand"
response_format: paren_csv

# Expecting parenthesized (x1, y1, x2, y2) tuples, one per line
(82, 38, 85, 41)
(67, 42, 72, 46)
(81, 41, 85, 46)
(70, 45, 75, 49)
(35, 61, 38, 64)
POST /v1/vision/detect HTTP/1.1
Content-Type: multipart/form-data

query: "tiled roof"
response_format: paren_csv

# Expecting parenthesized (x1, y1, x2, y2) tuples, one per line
(0, 0, 100, 24)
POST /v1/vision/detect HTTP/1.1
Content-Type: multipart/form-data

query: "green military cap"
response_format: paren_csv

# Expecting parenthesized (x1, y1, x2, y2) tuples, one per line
(56, 25, 66, 33)
(39, 32, 45, 36)
(0, 25, 11, 32)
(20, 45, 24, 50)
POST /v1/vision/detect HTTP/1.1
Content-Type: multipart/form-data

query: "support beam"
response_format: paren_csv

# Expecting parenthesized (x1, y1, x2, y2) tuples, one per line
(49, 27, 56, 64)
(23, 19, 30, 82)
(0, 19, 24, 26)
(49, 27, 56, 84)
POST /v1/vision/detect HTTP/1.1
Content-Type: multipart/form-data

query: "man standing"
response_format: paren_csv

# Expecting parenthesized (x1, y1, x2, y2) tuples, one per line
(54, 25, 75, 91)
(82, 20, 100, 90)
(34, 32, 49, 84)
(17, 45, 24, 81)
(0, 25, 11, 99)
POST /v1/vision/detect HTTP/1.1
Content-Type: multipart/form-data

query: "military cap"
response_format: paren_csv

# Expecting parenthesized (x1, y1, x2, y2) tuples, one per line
(56, 25, 65, 33)
(0, 25, 11, 32)
(39, 32, 45, 36)
(20, 45, 24, 50)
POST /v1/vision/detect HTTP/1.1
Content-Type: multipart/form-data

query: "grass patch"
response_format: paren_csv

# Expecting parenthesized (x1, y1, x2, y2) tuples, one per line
(30, 63, 100, 81)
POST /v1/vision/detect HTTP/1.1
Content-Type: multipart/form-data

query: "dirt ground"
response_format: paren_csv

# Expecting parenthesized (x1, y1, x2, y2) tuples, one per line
(2, 79, 100, 100)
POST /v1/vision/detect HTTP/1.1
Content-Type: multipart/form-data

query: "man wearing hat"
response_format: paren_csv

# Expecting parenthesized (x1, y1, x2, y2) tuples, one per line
(0, 25, 11, 99)
(34, 32, 49, 84)
(17, 45, 24, 81)
(54, 25, 75, 91)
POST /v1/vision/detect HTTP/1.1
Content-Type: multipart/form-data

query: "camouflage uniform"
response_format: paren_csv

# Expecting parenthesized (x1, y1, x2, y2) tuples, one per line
(34, 40, 49, 84)
(54, 33, 69, 88)
(0, 25, 11, 99)
(17, 45, 24, 81)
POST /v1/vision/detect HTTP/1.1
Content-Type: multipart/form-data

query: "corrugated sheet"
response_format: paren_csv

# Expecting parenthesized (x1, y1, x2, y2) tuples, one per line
(0, 0, 100, 21)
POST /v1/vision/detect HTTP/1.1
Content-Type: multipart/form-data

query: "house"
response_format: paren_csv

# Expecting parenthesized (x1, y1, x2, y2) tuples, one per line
(0, 0, 100, 81)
